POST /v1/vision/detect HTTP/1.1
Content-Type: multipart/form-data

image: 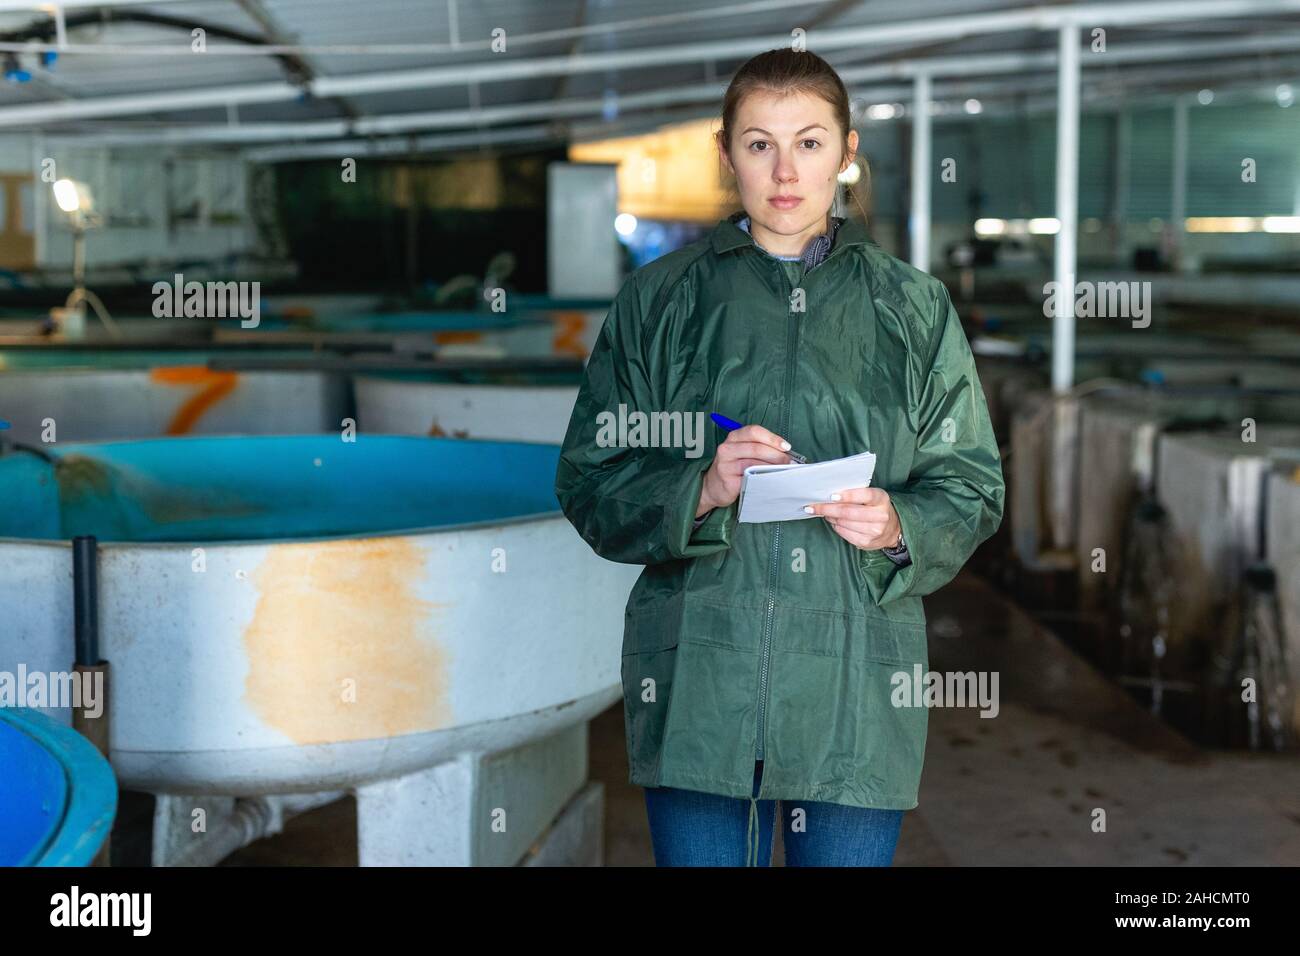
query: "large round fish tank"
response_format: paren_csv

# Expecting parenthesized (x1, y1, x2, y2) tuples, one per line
(0, 434, 640, 865)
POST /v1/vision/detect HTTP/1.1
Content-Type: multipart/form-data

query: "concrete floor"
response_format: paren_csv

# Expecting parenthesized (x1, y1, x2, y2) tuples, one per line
(904, 573, 1300, 865)
(210, 570, 1300, 866)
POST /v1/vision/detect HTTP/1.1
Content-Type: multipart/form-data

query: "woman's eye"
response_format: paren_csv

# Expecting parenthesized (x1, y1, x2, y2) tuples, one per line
(747, 139, 820, 152)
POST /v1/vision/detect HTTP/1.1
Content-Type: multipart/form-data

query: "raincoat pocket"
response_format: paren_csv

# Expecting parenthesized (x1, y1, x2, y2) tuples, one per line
(776, 603, 927, 667)
(621, 609, 681, 782)
(623, 602, 682, 655)
(861, 590, 927, 628)
(856, 615, 928, 667)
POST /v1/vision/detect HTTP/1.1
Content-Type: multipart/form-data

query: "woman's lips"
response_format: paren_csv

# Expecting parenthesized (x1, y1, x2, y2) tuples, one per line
(768, 196, 802, 210)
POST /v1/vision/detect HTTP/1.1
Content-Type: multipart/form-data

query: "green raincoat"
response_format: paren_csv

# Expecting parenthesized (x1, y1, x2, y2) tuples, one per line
(555, 211, 1005, 864)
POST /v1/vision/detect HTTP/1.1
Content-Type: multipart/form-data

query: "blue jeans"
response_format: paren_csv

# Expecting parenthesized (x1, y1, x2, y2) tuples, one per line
(643, 760, 905, 866)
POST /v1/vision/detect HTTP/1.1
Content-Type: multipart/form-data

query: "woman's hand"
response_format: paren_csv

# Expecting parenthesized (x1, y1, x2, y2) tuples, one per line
(804, 487, 901, 551)
(697, 424, 794, 517)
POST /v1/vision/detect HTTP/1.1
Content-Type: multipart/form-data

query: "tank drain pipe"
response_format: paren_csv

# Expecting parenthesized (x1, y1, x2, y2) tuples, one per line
(72, 534, 112, 866)
(161, 792, 347, 867)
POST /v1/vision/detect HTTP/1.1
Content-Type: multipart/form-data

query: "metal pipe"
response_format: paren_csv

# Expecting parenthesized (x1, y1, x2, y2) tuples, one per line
(244, 125, 554, 163)
(238, 56, 1300, 162)
(910, 72, 931, 272)
(0, 0, 175, 9)
(44, 39, 1296, 149)
(1113, 107, 1130, 266)
(1052, 21, 1080, 395)
(157, 792, 347, 867)
(30, 35, 1300, 147)
(72, 535, 99, 667)
(1045, 20, 1082, 558)
(162, 799, 274, 867)
(71, 533, 110, 866)
(1170, 94, 1190, 271)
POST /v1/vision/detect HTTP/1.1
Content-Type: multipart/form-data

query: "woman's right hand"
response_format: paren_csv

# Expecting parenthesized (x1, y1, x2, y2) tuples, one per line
(697, 424, 795, 517)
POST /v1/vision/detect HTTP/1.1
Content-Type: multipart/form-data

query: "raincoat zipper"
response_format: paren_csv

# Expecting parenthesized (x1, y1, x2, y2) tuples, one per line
(746, 255, 805, 868)
(752, 238, 852, 764)
(747, 239, 851, 866)
(755, 255, 807, 764)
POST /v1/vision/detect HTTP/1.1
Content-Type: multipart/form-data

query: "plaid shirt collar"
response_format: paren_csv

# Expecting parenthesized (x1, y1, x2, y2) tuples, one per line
(735, 212, 845, 272)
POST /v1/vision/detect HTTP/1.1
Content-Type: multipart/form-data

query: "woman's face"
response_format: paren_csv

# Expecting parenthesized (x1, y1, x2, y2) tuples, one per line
(718, 89, 858, 255)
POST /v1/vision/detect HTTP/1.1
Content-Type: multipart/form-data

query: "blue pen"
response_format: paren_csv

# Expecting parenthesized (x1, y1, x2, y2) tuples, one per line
(710, 412, 806, 464)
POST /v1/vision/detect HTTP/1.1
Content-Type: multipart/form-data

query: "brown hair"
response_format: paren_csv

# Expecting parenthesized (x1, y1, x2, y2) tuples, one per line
(715, 48, 870, 223)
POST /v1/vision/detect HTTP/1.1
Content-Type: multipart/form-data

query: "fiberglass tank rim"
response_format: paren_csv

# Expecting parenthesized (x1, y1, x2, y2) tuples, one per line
(0, 433, 566, 546)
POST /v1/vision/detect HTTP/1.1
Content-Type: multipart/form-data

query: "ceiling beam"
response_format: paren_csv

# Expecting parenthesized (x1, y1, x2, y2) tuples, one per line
(0, 0, 197, 9)
(32, 30, 1300, 144)
(0, 0, 1298, 128)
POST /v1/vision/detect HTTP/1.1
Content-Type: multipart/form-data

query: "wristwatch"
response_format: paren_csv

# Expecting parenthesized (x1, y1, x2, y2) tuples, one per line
(881, 528, 909, 565)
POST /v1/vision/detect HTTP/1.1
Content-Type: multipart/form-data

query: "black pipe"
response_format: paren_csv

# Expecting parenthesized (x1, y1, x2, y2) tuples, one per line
(70, 534, 111, 864)
(5, 10, 312, 87)
(0, 440, 58, 464)
(73, 535, 99, 666)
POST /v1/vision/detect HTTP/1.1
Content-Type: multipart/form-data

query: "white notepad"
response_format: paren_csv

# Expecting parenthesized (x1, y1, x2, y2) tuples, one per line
(737, 450, 878, 523)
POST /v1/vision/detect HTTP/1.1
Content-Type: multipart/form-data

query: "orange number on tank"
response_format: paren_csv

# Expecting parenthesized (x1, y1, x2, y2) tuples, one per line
(150, 366, 240, 435)
(553, 311, 587, 360)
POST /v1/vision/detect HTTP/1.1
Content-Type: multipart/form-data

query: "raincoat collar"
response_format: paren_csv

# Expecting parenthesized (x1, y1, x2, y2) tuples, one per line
(710, 208, 872, 257)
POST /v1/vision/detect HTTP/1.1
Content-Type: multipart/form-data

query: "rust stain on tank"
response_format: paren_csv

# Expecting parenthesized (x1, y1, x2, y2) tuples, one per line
(427, 419, 469, 439)
(243, 536, 451, 745)
(433, 330, 484, 346)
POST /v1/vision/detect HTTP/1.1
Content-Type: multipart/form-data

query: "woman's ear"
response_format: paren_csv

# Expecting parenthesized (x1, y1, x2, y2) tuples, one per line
(715, 130, 734, 176)
(842, 129, 860, 172)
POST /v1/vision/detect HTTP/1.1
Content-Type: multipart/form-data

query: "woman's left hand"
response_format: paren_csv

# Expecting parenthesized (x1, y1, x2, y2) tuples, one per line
(804, 487, 901, 551)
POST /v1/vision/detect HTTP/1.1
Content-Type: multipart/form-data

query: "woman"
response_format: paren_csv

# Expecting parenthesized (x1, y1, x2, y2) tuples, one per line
(555, 48, 1004, 866)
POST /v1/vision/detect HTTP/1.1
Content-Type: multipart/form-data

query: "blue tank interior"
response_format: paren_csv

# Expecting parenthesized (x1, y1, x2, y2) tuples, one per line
(0, 708, 116, 866)
(0, 435, 563, 543)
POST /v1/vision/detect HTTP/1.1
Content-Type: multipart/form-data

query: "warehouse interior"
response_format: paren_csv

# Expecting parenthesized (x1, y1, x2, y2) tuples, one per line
(1, 0, 1298, 869)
